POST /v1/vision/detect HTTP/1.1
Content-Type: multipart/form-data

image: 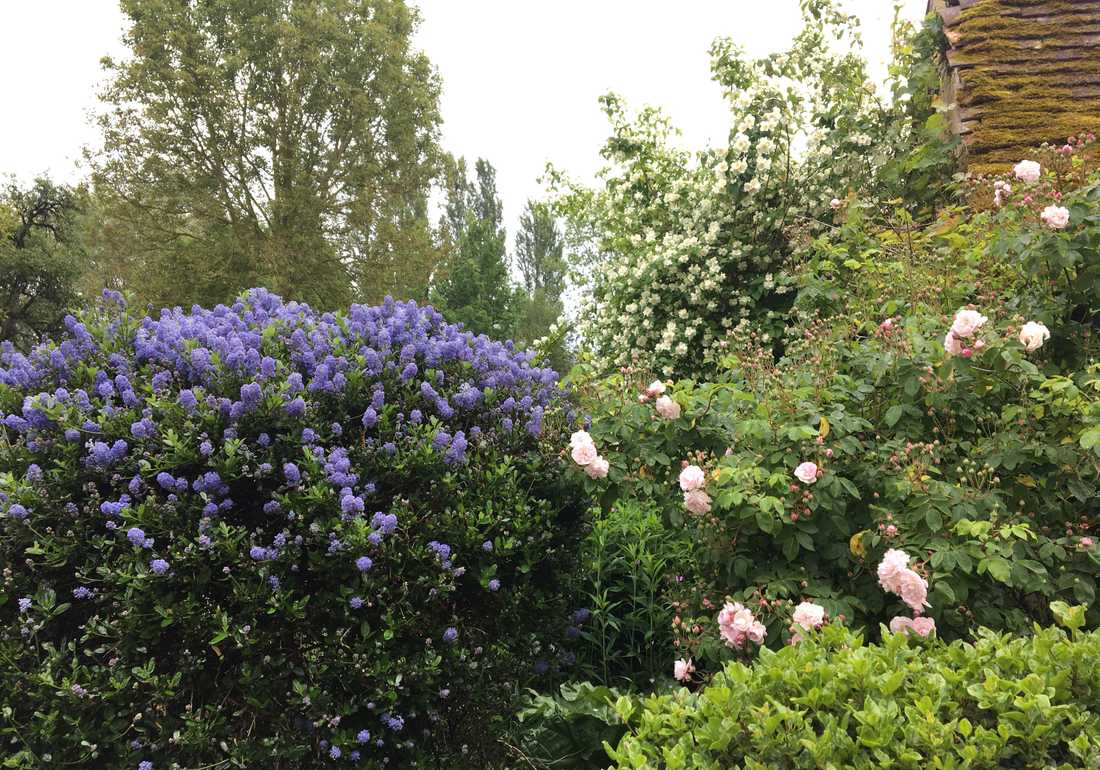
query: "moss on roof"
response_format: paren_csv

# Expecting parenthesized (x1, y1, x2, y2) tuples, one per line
(946, 0, 1100, 174)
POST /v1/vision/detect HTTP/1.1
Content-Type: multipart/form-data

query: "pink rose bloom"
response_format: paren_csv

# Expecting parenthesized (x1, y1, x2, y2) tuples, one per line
(683, 489, 711, 515)
(879, 318, 894, 331)
(792, 601, 826, 631)
(569, 430, 593, 449)
(570, 441, 598, 467)
(830, 198, 842, 210)
(645, 380, 666, 398)
(673, 658, 694, 682)
(655, 395, 681, 420)
(897, 568, 930, 613)
(585, 456, 609, 479)
(1018, 321, 1050, 352)
(1013, 159, 1041, 182)
(943, 331, 963, 357)
(877, 549, 910, 594)
(793, 462, 818, 485)
(950, 308, 988, 338)
(717, 602, 759, 649)
(909, 616, 936, 637)
(888, 616, 913, 635)
(747, 621, 767, 644)
(1081, 537, 1094, 548)
(679, 464, 706, 492)
(1040, 205, 1070, 230)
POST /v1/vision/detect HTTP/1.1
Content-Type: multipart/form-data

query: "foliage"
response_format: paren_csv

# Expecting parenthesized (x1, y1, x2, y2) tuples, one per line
(551, 0, 958, 378)
(89, 0, 443, 310)
(564, 156, 1100, 681)
(606, 619, 1100, 769)
(513, 200, 570, 370)
(433, 157, 518, 339)
(572, 501, 689, 687)
(0, 178, 84, 346)
(511, 682, 628, 770)
(0, 288, 586, 768)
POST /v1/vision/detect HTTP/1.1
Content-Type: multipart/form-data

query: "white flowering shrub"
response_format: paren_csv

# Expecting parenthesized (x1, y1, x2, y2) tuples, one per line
(552, 1, 953, 377)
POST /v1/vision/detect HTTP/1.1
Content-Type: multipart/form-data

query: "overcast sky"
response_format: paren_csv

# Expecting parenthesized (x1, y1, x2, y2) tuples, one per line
(0, 0, 926, 238)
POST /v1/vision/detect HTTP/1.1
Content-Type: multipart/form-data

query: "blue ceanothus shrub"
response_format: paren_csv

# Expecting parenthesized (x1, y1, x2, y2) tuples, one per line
(0, 289, 586, 769)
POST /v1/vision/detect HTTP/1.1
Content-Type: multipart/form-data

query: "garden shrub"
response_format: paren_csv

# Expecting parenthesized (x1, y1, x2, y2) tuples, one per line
(562, 147, 1100, 682)
(0, 288, 586, 768)
(606, 619, 1100, 770)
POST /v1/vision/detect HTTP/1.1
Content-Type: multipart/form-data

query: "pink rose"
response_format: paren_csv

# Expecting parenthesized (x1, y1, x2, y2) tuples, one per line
(879, 318, 894, 331)
(1013, 159, 1041, 182)
(943, 331, 963, 357)
(1018, 321, 1050, 352)
(830, 198, 843, 210)
(897, 568, 930, 613)
(1081, 537, 1094, 548)
(570, 441, 598, 467)
(569, 430, 593, 449)
(877, 549, 910, 594)
(673, 658, 694, 682)
(1040, 205, 1070, 230)
(655, 395, 681, 420)
(747, 621, 767, 644)
(950, 308, 988, 338)
(645, 380, 666, 398)
(683, 489, 711, 515)
(909, 616, 936, 637)
(585, 456, 609, 479)
(793, 462, 818, 485)
(791, 601, 825, 631)
(679, 464, 706, 492)
(888, 616, 913, 635)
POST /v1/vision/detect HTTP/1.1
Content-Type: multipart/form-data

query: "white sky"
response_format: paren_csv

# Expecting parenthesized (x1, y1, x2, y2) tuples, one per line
(0, 0, 927, 240)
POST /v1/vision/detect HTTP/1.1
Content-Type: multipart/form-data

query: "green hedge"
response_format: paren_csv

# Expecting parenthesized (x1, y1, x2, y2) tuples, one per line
(606, 619, 1100, 770)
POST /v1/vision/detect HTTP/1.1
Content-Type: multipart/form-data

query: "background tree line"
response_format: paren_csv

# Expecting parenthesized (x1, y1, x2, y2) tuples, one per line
(0, 0, 566, 357)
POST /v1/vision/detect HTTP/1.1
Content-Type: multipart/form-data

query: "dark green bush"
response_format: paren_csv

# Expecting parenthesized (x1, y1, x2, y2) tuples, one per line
(607, 618, 1100, 769)
(0, 289, 586, 768)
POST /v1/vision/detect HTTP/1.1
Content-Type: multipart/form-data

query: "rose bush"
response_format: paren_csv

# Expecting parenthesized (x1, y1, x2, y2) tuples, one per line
(0, 289, 586, 768)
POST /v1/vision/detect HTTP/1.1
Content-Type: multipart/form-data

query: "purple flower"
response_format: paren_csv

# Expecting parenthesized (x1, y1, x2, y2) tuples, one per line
(329, 746, 341, 759)
(357, 729, 371, 744)
(355, 556, 373, 572)
(442, 627, 458, 644)
(127, 527, 146, 546)
(349, 596, 364, 609)
(283, 463, 301, 486)
(138, 761, 153, 770)
(18, 597, 31, 612)
(257, 432, 271, 446)
(488, 579, 501, 592)
(284, 396, 306, 418)
(73, 586, 93, 599)
(482, 541, 493, 552)
(25, 464, 42, 482)
(361, 408, 378, 429)
(199, 440, 213, 456)
(150, 558, 170, 575)
(7, 503, 27, 520)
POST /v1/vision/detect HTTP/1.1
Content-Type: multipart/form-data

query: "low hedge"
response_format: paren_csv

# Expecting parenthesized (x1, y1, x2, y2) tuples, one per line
(0, 289, 586, 768)
(607, 619, 1100, 770)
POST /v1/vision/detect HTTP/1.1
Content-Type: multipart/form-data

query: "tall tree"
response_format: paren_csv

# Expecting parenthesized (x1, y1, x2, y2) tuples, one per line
(432, 157, 517, 337)
(0, 178, 84, 346)
(513, 199, 568, 366)
(90, 0, 443, 309)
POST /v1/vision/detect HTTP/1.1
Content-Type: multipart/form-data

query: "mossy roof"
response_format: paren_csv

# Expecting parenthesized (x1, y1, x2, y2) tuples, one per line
(930, 0, 1100, 175)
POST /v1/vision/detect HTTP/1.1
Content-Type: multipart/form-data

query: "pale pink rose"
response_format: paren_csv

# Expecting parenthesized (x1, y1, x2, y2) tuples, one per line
(569, 430, 593, 449)
(877, 549, 910, 594)
(717, 602, 761, 649)
(655, 395, 681, 420)
(909, 616, 936, 637)
(584, 456, 610, 479)
(793, 462, 818, 485)
(830, 198, 843, 210)
(747, 621, 767, 644)
(1041, 205, 1070, 230)
(1018, 321, 1050, 352)
(1080, 537, 1094, 548)
(1013, 159, 1041, 182)
(645, 380, 666, 398)
(570, 441, 598, 467)
(950, 308, 988, 338)
(684, 489, 711, 515)
(888, 616, 913, 635)
(791, 601, 826, 631)
(673, 658, 694, 682)
(679, 464, 706, 492)
(897, 568, 930, 613)
(943, 331, 963, 357)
